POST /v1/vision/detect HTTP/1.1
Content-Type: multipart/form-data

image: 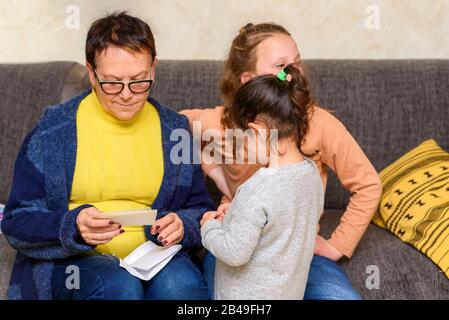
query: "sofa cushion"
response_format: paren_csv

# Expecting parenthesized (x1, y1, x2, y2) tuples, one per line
(320, 210, 449, 299)
(372, 139, 449, 278)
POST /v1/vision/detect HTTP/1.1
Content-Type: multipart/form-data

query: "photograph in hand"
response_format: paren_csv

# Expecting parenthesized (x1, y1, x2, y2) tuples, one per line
(98, 209, 157, 226)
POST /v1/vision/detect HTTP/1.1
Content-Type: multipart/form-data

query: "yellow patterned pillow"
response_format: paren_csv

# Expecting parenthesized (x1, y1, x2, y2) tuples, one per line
(372, 139, 449, 278)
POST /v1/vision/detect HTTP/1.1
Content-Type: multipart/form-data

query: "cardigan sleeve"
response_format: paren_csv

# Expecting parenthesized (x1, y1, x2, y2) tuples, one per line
(175, 164, 216, 250)
(1, 127, 94, 260)
(170, 115, 216, 250)
(144, 165, 215, 251)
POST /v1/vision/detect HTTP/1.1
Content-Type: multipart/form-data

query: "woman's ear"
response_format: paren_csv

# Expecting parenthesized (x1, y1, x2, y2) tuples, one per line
(86, 63, 96, 88)
(240, 71, 255, 85)
(151, 57, 158, 80)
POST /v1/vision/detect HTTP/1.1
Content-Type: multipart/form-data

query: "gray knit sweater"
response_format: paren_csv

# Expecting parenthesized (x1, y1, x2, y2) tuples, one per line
(201, 158, 324, 300)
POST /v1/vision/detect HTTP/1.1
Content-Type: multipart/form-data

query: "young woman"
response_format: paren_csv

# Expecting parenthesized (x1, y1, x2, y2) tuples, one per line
(200, 65, 324, 299)
(181, 23, 382, 300)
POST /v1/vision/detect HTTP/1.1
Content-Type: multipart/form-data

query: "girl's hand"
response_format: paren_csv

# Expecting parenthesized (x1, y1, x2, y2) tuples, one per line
(200, 211, 220, 227)
(208, 167, 233, 200)
(314, 235, 344, 261)
(217, 202, 231, 218)
(76, 207, 123, 246)
(150, 212, 184, 247)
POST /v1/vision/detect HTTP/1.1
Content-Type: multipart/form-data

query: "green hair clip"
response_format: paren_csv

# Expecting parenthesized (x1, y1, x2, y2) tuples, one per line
(277, 69, 288, 81)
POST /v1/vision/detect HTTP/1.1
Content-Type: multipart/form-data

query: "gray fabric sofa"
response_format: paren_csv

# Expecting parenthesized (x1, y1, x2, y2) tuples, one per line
(1, 60, 448, 300)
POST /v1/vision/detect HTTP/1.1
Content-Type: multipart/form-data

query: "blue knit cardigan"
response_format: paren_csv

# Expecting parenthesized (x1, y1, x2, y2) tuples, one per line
(1, 89, 215, 300)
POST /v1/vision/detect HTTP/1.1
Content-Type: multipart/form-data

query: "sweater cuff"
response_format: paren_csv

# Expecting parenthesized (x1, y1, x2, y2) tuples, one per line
(327, 237, 353, 259)
(201, 219, 222, 237)
(60, 204, 95, 252)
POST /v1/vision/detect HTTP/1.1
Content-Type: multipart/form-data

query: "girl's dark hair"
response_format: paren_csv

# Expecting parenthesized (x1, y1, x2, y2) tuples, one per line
(223, 64, 315, 146)
(86, 11, 156, 68)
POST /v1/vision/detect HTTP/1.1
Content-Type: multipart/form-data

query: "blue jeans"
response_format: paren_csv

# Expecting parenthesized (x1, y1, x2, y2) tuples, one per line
(52, 251, 210, 300)
(303, 255, 361, 300)
(202, 252, 361, 300)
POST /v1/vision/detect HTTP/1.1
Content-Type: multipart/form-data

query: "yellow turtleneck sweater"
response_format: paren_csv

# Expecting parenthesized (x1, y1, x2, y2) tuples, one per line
(69, 92, 164, 258)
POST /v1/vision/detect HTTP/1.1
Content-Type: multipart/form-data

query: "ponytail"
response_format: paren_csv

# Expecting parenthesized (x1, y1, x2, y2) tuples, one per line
(282, 64, 315, 145)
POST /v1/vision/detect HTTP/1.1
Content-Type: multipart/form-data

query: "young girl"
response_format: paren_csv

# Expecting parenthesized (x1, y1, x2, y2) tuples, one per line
(200, 65, 324, 300)
(182, 23, 381, 299)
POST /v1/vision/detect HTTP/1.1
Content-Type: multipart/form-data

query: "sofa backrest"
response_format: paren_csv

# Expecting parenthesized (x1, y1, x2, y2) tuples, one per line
(0, 62, 90, 203)
(307, 60, 449, 208)
(1, 60, 448, 209)
(153, 60, 449, 209)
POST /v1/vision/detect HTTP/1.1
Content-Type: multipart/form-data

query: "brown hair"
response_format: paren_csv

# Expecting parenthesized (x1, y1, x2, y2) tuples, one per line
(220, 23, 291, 107)
(86, 11, 156, 68)
(224, 64, 315, 148)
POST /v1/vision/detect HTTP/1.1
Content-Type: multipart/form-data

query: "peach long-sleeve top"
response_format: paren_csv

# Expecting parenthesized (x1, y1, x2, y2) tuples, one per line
(180, 105, 382, 258)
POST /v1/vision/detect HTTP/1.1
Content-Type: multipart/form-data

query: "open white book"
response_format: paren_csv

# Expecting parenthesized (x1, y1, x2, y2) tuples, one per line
(98, 208, 180, 280)
(119, 241, 182, 281)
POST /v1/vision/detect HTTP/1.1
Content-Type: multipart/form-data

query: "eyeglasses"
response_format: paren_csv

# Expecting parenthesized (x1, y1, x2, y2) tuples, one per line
(93, 68, 153, 95)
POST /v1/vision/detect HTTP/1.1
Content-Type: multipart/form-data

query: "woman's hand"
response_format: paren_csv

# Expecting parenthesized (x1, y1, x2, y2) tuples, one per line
(314, 235, 344, 261)
(76, 207, 123, 246)
(200, 211, 222, 227)
(150, 213, 184, 247)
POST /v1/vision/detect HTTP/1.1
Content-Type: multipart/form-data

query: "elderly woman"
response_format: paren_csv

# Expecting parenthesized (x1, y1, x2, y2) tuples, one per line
(1, 12, 214, 300)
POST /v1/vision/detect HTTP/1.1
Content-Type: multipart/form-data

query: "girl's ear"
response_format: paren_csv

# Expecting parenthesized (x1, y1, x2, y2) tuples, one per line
(247, 121, 258, 133)
(248, 121, 263, 134)
(240, 71, 255, 85)
(248, 118, 269, 135)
